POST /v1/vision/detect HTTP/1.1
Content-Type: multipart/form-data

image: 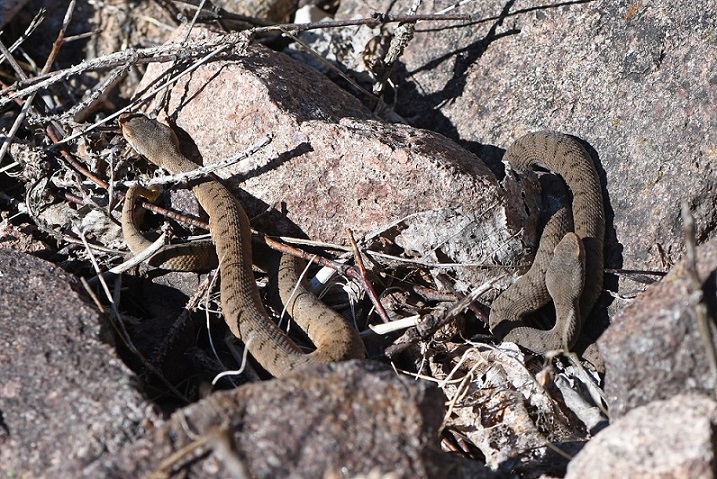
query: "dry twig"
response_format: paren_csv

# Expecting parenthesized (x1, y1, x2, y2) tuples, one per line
(0, 12, 470, 107)
(384, 277, 502, 357)
(681, 202, 717, 396)
(347, 228, 390, 323)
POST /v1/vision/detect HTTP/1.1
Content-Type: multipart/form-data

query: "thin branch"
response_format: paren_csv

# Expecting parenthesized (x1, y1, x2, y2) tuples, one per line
(176, 0, 275, 26)
(106, 233, 169, 275)
(66, 65, 129, 122)
(681, 201, 717, 396)
(0, 13, 471, 107)
(278, 26, 378, 106)
(0, 43, 37, 166)
(126, 134, 272, 187)
(262, 234, 356, 278)
(384, 276, 502, 357)
(347, 228, 391, 323)
(56, 40, 232, 145)
(0, 8, 46, 66)
(253, 13, 473, 35)
(372, 0, 422, 97)
(0, 31, 250, 106)
(0, 1, 76, 165)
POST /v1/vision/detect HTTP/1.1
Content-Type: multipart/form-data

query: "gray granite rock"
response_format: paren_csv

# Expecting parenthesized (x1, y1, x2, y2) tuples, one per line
(84, 361, 493, 479)
(0, 249, 159, 478)
(599, 236, 717, 417)
(565, 393, 717, 479)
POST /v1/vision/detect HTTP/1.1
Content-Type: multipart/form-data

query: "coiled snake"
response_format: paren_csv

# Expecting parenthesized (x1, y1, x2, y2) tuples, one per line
(489, 132, 605, 353)
(118, 113, 364, 378)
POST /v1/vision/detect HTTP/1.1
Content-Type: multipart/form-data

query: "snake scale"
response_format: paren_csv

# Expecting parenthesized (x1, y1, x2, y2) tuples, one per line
(118, 113, 364, 377)
(489, 132, 605, 353)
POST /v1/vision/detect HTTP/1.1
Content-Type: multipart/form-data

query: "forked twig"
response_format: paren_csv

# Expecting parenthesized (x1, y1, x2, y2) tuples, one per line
(263, 233, 389, 324)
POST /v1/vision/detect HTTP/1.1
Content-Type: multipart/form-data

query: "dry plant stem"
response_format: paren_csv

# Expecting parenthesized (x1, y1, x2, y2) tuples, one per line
(0, 13, 470, 107)
(106, 233, 168, 275)
(0, 2, 116, 211)
(436, 272, 487, 322)
(153, 0, 210, 112)
(0, 9, 45, 65)
(253, 13, 472, 35)
(69, 65, 129, 122)
(260, 235, 349, 275)
(366, 248, 517, 269)
(0, 21, 55, 166)
(143, 425, 249, 479)
(384, 277, 502, 358)
(181, 0, 209, 41)
(0, 47, 37, 166)
(60, 41, 232, 145)
(413, 285, 457, 302)
(273, 235, 351, 252)
(278, 26, 377, 105)
(119, 134, 272, 187)
(263, 234, 388, 323)
(143, 431, 212, 479)
(347, 228, 391, 323)
(76, 227, 189, 404)
(372, 0, 421, 97)
(605, 267, 666, 279)
(177, 0, 274, 27)
(369, 316, 420, 336)
(442, 430, 480, 459)
(681, 202, 717, 396)
(0, 32, 247, 107)
(0, 1, 81, 171)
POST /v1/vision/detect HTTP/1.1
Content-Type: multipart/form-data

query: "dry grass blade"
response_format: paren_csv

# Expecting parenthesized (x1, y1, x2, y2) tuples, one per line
(75, 223, 189, 404)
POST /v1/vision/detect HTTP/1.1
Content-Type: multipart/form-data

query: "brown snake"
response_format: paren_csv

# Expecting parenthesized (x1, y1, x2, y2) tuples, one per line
(118, 113, 364, 377)
(489, 132, 605, 353)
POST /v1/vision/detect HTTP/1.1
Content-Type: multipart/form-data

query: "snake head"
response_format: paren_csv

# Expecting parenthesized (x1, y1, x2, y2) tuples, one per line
(118, 113, 183, 170)
(546, 232, 586, 311)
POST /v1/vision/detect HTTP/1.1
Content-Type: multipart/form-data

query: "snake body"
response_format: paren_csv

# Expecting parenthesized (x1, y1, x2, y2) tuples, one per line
(118, 113, 364, 377)
(489, 132, 604, 353)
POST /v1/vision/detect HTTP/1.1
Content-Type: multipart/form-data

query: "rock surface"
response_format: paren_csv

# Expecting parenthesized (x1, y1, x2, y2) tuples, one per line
(565, 393, 717, 479)
(599, 236, 717, 417)
(84, 361, 490, 479)
(0, 249, 158, 478)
